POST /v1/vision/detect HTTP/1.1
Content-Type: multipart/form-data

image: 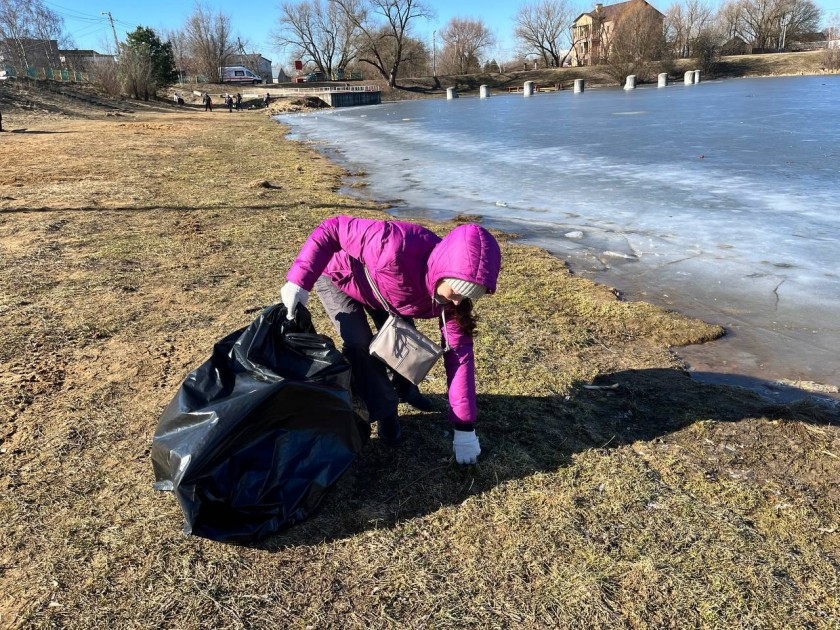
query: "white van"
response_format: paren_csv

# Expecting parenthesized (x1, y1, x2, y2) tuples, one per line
(221, 66, 263, 84)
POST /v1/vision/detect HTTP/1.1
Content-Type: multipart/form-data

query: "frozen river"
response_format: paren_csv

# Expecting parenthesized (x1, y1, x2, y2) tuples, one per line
(278, 75, 840, 398)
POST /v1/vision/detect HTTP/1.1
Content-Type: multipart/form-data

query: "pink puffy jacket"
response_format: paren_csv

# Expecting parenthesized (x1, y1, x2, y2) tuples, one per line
(286, 216, 502, 426)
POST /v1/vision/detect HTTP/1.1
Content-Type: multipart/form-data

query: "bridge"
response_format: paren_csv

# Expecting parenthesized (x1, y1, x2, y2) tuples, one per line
(252, 84, 382, 108)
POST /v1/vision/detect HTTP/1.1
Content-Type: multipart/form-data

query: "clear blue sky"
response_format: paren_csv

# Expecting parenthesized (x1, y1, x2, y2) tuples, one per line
(46, 0, 840, 67)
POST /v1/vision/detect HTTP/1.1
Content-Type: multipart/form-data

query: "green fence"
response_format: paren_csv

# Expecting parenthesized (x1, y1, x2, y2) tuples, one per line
(5, 65, 90, 83)
(331, 70, 363, 81)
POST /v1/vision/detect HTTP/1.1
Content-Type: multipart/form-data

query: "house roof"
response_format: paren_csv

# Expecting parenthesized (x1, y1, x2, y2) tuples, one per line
(574, 0, 664, 25)
(58, 49, 104, 56)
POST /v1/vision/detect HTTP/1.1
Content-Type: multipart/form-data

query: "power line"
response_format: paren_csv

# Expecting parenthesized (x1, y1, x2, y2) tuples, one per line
(41, 0, 109, 22)
(71, 24, 112, 40)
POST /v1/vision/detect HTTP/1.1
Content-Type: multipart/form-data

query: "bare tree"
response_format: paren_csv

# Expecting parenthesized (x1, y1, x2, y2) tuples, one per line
(776, 0, 821, 49)
(273, 0, 360, 78)
(513, 0, 576, 68)
(0, 0, 70, 69)
(331, 0, 433, 87)
(93, 56, 121, 95)
(666, 2, 686, 54)
(396, 34, 430, 77)
(682, 24, 725, 75)
(725, 0, 820, 50)
(665, 0, 714, 57)
(738, 0, 779, 48)
(717, 0, 744, 40)
(183, 3, 237, 83)
(438, 17, 495, 74)
(164, 28, 191, 83)
(120, 42, 154, 100)
(31, 2, 72, 53)
(606, 2, 665, 82)
(0, 0, 31, 68)
(823, 13, 840, 69)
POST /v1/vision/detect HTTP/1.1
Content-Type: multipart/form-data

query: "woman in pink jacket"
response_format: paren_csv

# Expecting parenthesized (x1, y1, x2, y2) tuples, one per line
(280, 216, 502, 464)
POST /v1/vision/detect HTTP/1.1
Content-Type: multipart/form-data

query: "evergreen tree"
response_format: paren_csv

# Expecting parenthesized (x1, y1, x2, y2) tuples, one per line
(121, 26, 177, 99)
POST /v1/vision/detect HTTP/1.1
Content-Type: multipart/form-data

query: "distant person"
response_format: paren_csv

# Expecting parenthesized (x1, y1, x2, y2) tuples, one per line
(226, 94, 233, 113)
(235, 93, 242, 110)
(203, 92, 212, 112)
(263, 92, 270, 108)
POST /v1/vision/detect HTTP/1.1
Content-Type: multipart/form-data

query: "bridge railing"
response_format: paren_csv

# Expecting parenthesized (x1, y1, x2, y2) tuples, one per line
(271, 85, 380, 95)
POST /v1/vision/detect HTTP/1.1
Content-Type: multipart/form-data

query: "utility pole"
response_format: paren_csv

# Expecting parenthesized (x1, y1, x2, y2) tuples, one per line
(101, 11, 120, 54)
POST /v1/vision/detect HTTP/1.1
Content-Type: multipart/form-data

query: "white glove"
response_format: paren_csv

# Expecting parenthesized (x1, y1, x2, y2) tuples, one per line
(280, 282, 309, 320)
(453, 429, 481, 465)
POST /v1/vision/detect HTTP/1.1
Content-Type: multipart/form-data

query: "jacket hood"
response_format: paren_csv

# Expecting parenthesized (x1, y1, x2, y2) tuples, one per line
(425, 224, 502, 296)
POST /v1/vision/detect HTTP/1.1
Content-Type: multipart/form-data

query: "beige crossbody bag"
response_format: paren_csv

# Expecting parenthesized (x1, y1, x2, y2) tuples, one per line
(364, 266, 449, 385)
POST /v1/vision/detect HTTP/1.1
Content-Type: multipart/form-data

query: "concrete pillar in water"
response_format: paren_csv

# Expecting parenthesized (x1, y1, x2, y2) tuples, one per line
(684, 71, 694, 85)
(479, 85, 489, 98)
(658, 73, 668, 87)
(574, 79, 584, 93)
(624, 75, 636, 90)
(523, 81, 535, 97)
(693, 70, 702, 84)
(446, 87, 458, 99)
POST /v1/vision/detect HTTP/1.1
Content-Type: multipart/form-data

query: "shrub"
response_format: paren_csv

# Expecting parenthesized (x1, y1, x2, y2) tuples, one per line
(822, 47, 840, 71)
(695, 31, 722, 76)
(92, 58, 121, 97)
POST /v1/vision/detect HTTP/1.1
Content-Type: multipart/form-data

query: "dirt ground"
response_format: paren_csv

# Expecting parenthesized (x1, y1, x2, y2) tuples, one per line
(0, 80, 838, 628)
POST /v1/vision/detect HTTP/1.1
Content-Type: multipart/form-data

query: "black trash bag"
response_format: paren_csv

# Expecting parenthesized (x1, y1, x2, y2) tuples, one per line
(151, 303, 368, 543)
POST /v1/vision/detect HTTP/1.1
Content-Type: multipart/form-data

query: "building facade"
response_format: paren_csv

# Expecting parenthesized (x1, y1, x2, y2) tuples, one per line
(0, 38, 61, 70)
(572, 0, 664, 66)
(58, 49, 113, 72)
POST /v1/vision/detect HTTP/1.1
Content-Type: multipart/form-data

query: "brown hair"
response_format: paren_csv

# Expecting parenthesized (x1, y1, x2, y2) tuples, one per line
(451, 299, 478, 337)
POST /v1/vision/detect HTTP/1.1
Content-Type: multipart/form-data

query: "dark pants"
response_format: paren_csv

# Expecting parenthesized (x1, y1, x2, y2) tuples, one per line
(314, 276, 415, 421)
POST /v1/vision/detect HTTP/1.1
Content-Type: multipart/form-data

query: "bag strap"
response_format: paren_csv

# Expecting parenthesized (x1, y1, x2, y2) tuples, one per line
(363, 265, 450, 351)
(363, 265, 396, 316)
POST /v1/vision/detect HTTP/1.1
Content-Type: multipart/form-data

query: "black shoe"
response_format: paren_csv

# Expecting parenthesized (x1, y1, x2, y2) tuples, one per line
(399, 386, 435, 412)
(377, 414, 402, 445)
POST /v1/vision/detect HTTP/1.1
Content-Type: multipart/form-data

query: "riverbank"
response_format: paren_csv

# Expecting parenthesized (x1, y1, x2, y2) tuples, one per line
(383, 50, 837, 99)
(152, 50, 839, 108)
(1, 105, 838, 627)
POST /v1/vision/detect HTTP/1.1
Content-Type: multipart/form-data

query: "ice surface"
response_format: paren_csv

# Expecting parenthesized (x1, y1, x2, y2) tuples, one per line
(278, 76, 840, 391)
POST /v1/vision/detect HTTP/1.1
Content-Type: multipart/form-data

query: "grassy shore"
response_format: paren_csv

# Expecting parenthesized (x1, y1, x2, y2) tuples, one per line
(1, 89, 839, 628)
(384, 50, 837, 98)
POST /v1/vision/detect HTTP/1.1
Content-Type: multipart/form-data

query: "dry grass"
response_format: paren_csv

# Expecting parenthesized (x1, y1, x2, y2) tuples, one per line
(1, 84, 838, 629)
